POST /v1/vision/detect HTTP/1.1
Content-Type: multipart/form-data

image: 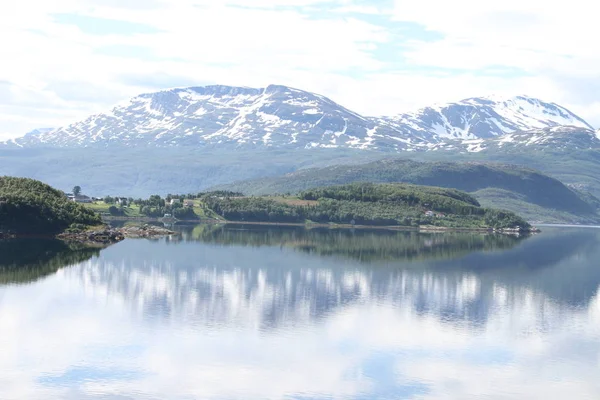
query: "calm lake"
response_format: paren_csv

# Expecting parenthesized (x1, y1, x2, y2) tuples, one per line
(1, 225, 600, 399)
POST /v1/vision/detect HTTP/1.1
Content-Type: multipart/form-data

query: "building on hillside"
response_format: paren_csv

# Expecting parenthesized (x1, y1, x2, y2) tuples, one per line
(424, 210, 435, 217)
(116, 197, 129, 206)
(184, 200, 194, 208)
(170, 198, 181, 206)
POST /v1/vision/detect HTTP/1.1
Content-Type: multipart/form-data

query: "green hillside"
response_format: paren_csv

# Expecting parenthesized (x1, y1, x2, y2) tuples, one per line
(214, 159, 600, 224)
(412, 146, 600, 209)
(203, 183, 532, 231)
(2, 145, 599, 226)
(0, 177, 102, 234)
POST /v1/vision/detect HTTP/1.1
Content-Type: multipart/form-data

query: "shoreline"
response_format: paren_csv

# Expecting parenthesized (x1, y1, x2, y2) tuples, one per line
(216, 221, 538, 234)
(104, 217, 537, 235)
(102, 215, 600, 231)
(0, 224, 179, 245)
(534, 223, 600, 229)
(1, 219, 542, 243)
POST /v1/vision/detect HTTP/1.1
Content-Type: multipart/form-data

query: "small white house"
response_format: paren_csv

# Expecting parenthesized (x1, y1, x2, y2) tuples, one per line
(170, 199, 181, 206)
(184, 200, 195, 208)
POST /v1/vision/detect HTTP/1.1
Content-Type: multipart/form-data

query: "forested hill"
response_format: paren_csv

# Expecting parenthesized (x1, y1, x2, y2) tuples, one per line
(0, 177, 101, 234)
(203, 183, 532, 231)
(214, 159, 600, 224)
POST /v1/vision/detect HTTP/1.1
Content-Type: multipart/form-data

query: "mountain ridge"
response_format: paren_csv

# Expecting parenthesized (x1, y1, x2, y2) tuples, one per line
(3, 84, 594, 151)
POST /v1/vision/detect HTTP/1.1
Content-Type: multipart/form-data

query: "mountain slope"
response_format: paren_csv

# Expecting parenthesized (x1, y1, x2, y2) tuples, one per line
(377, 96, 592, 142)
(412, 126, 600, 198)
(431, 126, 600, 153)
(2, 85, 593, 151)
(212, 159, 600, 224)
(5, 85, 421, 151)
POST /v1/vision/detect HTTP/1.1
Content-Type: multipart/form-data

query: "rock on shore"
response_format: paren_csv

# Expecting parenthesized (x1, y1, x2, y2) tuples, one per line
(57, 229, 125, 244)
(118, 224, 178, 239)
(57, 224, 178, 244)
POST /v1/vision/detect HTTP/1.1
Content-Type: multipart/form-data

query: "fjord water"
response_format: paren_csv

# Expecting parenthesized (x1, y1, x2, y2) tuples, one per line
(1, 226, 600, 399)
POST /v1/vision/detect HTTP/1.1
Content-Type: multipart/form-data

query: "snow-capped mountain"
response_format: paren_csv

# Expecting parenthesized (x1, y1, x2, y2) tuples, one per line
(3, 85, 595, 152)
(432, 126, 600, 154)
(6, 85, 419, 151)
(377, 96, 593, 142)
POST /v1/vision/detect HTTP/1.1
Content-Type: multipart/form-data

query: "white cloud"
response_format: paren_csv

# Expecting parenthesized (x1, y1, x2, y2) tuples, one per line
(3, 255, 600, 399)
(0, 0, 598, 140)
(391, 0, 600, 125)
(0, 0, 391, 139)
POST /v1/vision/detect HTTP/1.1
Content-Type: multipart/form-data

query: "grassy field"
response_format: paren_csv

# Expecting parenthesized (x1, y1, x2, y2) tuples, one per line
(83, 202, 111, 213)
(83, 200, 225, 220)
(270, 196, 319, 207)
(83, 202, 144, 218)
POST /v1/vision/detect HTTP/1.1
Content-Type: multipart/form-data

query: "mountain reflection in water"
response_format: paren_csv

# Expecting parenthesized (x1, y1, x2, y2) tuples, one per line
(1, 226, 599, 399)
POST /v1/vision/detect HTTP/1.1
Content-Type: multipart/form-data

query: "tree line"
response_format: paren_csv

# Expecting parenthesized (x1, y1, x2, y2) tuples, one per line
(202, 183, 530, 229)
(100, 191, 243, 219)
(0, 177, 101, 234)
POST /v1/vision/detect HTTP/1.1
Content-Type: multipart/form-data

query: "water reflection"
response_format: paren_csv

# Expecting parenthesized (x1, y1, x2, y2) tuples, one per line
(177, 224, 527, 262)
(1, 227, 600, 399)
(67, 227, 600, 328)
(0, 239, 101, 285)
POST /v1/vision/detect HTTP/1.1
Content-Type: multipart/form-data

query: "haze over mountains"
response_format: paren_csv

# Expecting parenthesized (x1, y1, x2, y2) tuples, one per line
(2, 84, 596, 152)
(214, 159, 600, 224)
(2, 83, 600, 225)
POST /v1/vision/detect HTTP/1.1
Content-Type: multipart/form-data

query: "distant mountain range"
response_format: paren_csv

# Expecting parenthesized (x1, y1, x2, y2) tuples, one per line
(2, 85, 596, 151)
(2, 84, 600, 224)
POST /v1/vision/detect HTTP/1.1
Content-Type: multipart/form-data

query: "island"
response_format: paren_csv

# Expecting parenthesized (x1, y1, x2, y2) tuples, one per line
(200, 183, 536, 233)
(88, 182, 536, 234)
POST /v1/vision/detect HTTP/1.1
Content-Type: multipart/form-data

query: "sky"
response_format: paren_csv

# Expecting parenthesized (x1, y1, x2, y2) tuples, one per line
(1, 0, 599, 140)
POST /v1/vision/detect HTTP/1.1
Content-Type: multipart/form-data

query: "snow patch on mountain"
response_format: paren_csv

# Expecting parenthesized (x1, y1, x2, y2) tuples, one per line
(1, 86, 595, 153)
(432, 126, 600, 153)
(378, 95, 593, 144)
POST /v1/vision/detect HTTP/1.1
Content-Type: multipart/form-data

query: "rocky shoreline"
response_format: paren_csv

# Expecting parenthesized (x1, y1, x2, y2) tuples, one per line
(57, 224, 179, 244)
(118, 224, 179, 239)
(418, 225, 540, 235)
(4, 222, 539, 245)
